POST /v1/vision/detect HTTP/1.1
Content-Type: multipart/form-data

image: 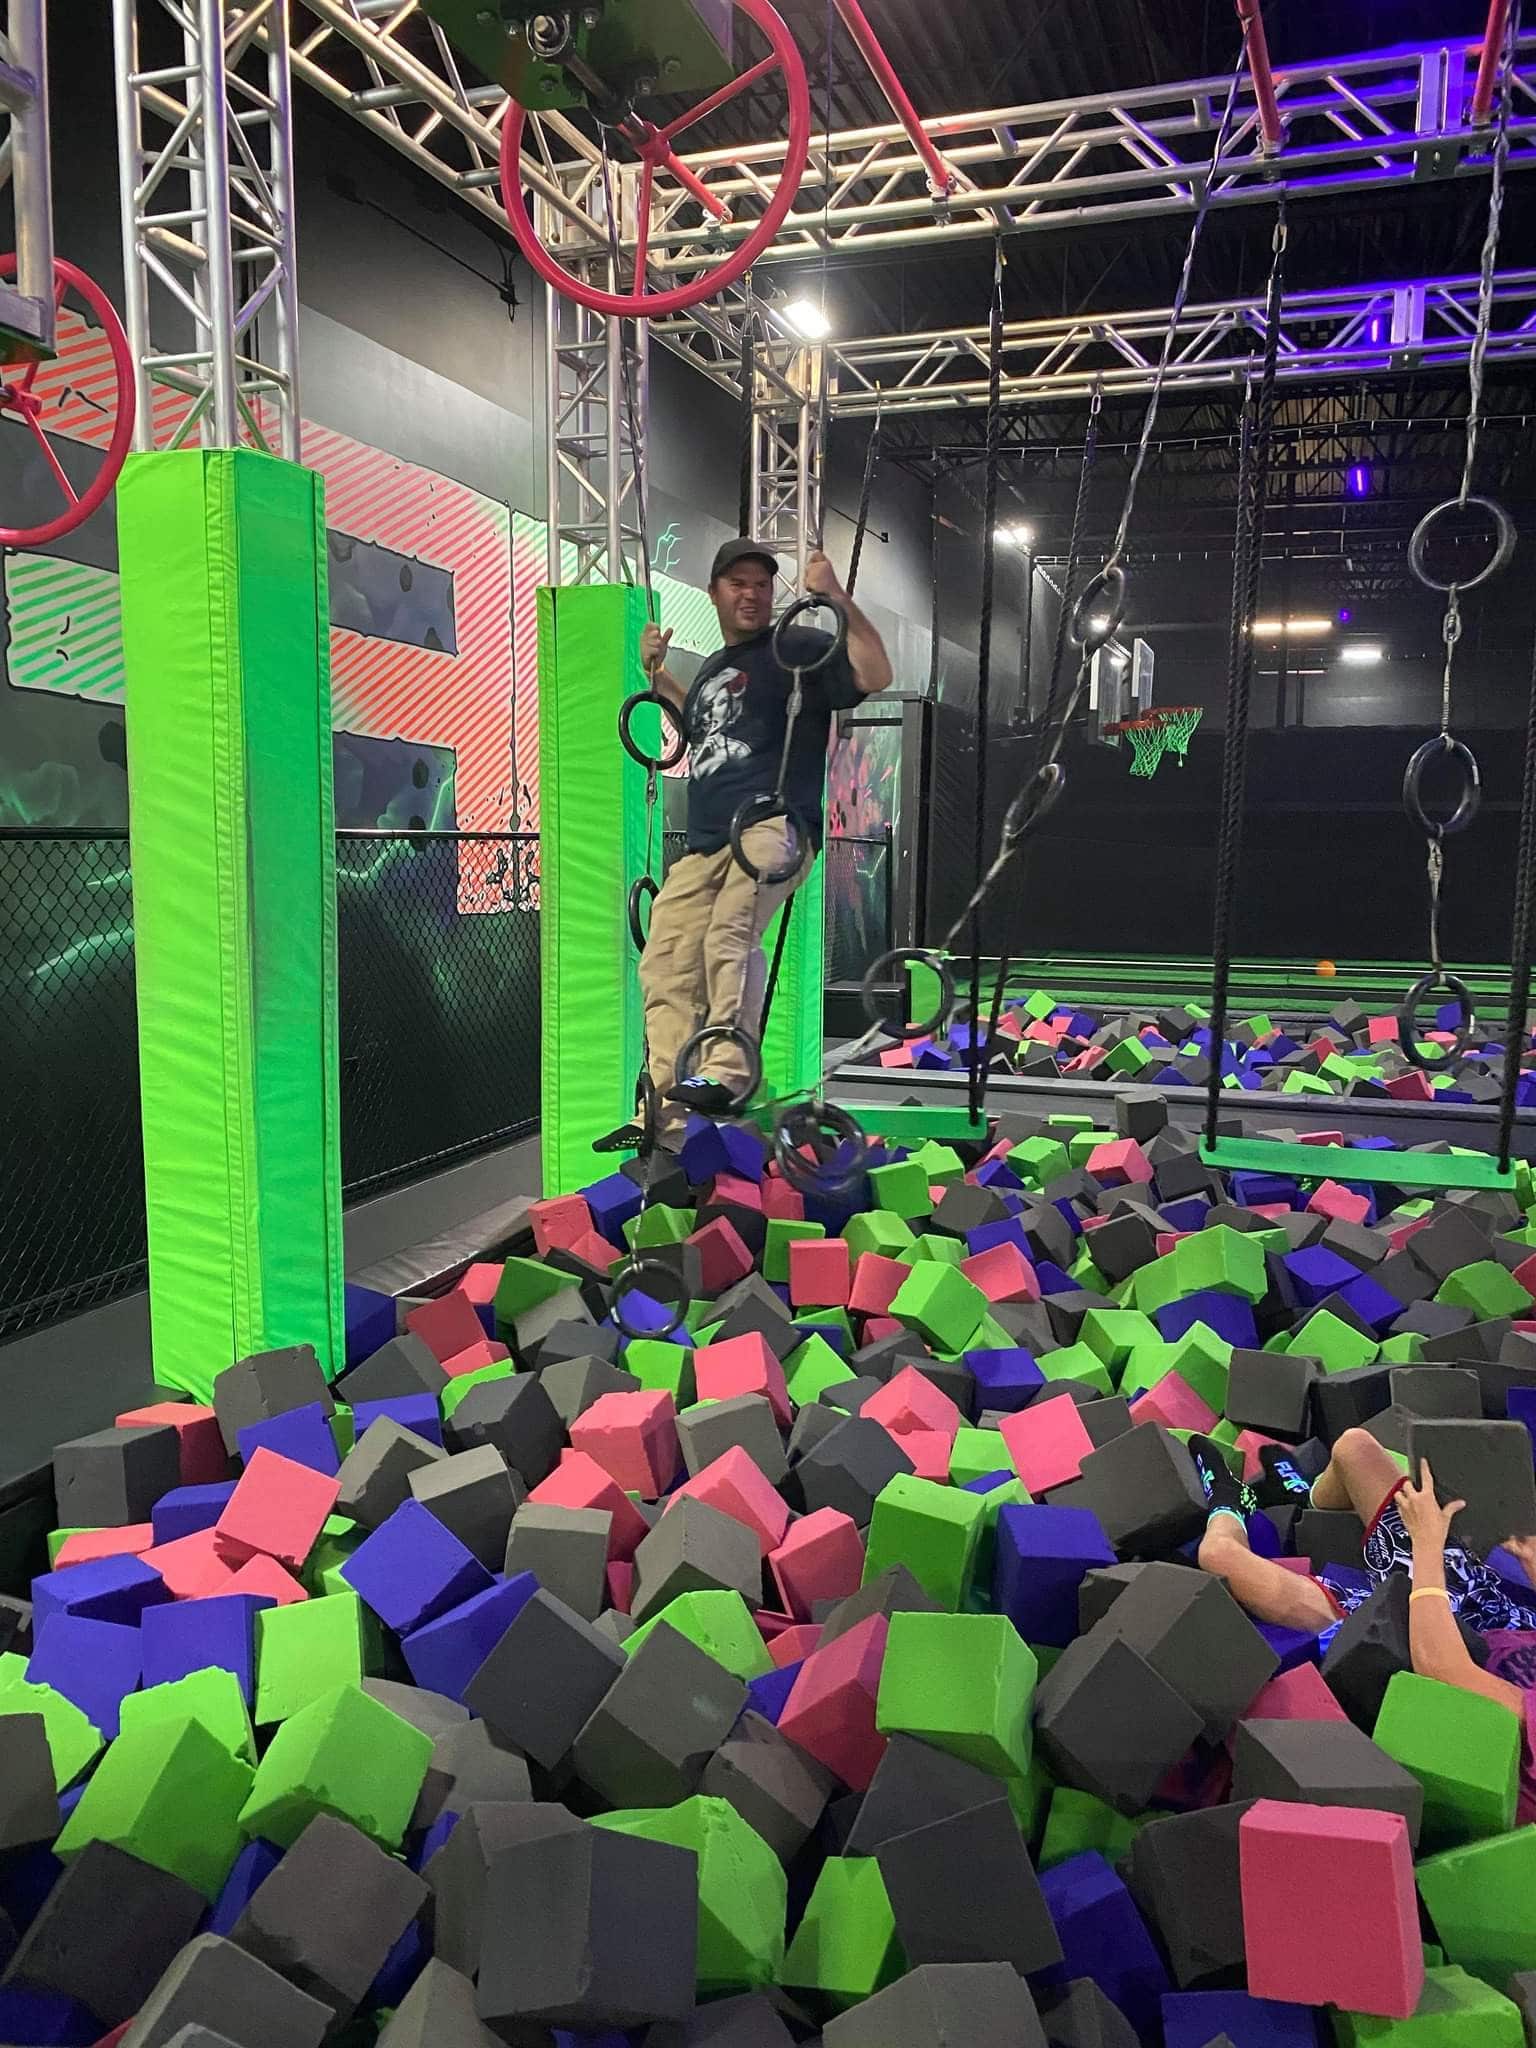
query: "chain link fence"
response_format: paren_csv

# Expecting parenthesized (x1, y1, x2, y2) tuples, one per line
(2, 827, 888, 1339)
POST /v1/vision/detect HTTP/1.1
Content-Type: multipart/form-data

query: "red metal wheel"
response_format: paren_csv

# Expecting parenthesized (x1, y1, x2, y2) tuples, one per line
(499, 0, 811, 320)
(0, 257, 136, 550)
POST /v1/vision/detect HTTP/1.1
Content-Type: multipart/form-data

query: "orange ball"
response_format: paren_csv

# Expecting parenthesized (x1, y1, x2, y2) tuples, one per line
(1315, 959, 1338, 979)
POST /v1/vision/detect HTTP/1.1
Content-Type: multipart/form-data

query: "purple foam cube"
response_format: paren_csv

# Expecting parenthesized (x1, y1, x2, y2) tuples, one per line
(237, 1400, 340, 1476)
(1336, 1272, 1403, 1334)
(1162, 1990, 1323, 2048)
(1049, 1198, 1084, 1241)
(1159, 1196, 1212, 1234)
(1152, 1065, 1186, 1089)
(1036, 1262, 1081, 1296)
(993, 1503, 1115, 1648)
(140, 1591, 273, 1703)
(341, 1498, 493, 1635)
(1284, 1245, 1364, 1308)
(966, 1348, 1045, 1413)
(1036, 1852, 1169, 2038)
(794, 1323, 851, 1360)
(151, 1479, 238, 1544)
(1256, 1620, 1320, 1671)
(208, 1837, 283, 1936)
(609, 1290, 680, 1340)
(966, 1217, 1034, 1261)
(30, 1553, 172, 1632)
(583, 1171, 644, 1241)
(414, 1808, 460, 1872)
(0, 1988, 98, 2045)
(27, 1614, 141, 1740)
(718, 1121, 768, 1183)
(974, 1159, 1025, 1192)
(679, 1113, 731, 1186)
(354, 1393, 444, 1447)
(371, 1914, 429, 2007)
(746, 1659, 802, 1726)
(1507, 1385, 1536, 1456)
(402, 1570, 539, 1701)
(345, 1282, 397, 1368)
(963, 1469, 1016, 1495)
(914, 1044, 956, 1070)
(1155, 1291, 1257, 1350)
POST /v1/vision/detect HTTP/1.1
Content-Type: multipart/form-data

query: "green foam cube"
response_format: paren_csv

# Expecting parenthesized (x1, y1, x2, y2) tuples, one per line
(1010, 1136, 1070, 1187)
(866, 1158, 933, 1221)
(1119, 1340, 1181, 1401)
(1436, 1260, 1532, 1319)
(1173, 1224, 1268, 1303)
(46, 1529, 96, 1565)
(950, 1425, 1008, 1488)
(875, 1609, 1036, 1779)
(779, 1856, 901, 2010)
(1332, 1965, 1525, 2044)
(1037, 1344, 1114, 1395)
(899, 1233, 964, 1270)
(889, 1261, 987, 1352)
(1378, 1334, 1426, 1365)
(766, 1216, 823, 1283)
(1039, 1786, 1149, 1871)
(1168, 1324, 1233, 1413)
(1416, 1825, 1536, 1987)
(238, 1681, 433, 1851)
(1068, 1130, 1118, 1167)
(863, 1474, 985, 1611)
(623, 1592, 772, 1679)
(119, 1664, 257, 1766)
(1130, 1255, 1187, 1317)
(1286, 1309, 1377, 1375)
(623, 1339, 697, 1407)
(910, 1141, 965, 1187)
(784, 1334, 855, 1406)
(1105, 1036, 1154, 1076)
(439, 1361, 516, 1418)
(254, 1590, 369, 1726)
(1282, 1069, 1337, 1097)
(328, 1407, 355, 1460)
(966, 1476, 1033, 1614)
(794, 1307, 854, 1346)
(493, 1254, 578, 1324)
(595, 1795, 785, 1993)
(844, 1211, 916, 1260)
(626, 1204, 697, 1250)
(0, 1677, 102, 1790)
(1373, 1671, 1520, 1845)
(1048, 1114, 1093, 1133)
(55, 1713, 252, 1899)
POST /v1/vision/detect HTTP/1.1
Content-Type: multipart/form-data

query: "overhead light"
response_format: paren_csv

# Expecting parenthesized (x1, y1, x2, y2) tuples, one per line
(780, 298, 831, 341)
(1340, 644, 1384, 666)
(1250, 618, 1335, 637)
(995, 522, 1035, 548)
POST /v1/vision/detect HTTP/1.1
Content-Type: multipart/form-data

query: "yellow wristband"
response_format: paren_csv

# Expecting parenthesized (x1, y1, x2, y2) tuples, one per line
(1410, 1587, 1452, 1603)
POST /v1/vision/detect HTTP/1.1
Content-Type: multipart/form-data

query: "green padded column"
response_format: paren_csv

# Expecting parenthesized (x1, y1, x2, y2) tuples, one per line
(539, 582, 650, 1194)
(120, 449, 345, 1398)
(760, 850, 823, 1105)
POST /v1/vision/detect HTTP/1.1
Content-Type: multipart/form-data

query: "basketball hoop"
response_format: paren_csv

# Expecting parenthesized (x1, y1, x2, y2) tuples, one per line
(1107, 718, 1169, 778)
(1151, 704, 1205, 765)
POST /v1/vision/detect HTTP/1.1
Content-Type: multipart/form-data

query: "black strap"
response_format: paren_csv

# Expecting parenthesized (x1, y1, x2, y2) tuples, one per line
(847, 408, 883, 600)
(758, 890, 797, 1041)
(1497, 627, 1536, 1170)
(1204, 206, 1287, 1151)
(738, 284, 756, 538)
(967, 242, 1006, 1125)
(1035, 391, 1101, 775)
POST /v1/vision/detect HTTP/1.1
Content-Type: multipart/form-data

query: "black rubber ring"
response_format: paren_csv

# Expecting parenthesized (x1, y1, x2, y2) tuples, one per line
(773, 594, 848, 674)
(611, 1253, 690, 1340)
(729, 795, 810, 885)
(1070, 563, 1128, 650)
(773, 1100, 870, 1195)
(1407, 495, 1516, 595)
(1003, 762, 1066, 849)
(1403, 735, 1482, 841)
(674, 1023, 765, 1109)
(619, 689, 688, 772)
(628, 875, 658, 952)
(861, 947, 957, 1040)
(1397, 971, 1474, 1073)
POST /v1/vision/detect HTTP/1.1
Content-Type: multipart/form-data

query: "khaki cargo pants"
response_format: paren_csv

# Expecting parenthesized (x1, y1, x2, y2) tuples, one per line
(640, 818, 807, 1144)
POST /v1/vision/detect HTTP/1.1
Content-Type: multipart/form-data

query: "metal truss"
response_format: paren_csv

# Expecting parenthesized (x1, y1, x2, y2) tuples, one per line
(112, 0, 301, 457)
(0, 0, 54, 355)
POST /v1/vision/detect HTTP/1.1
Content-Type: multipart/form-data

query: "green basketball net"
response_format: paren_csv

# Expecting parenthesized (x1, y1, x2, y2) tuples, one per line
(1120, 719, 1169, 778)
(1153, 704, 1204, 764)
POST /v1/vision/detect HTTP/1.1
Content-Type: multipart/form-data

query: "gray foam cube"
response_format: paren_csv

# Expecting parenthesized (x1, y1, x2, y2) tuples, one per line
(1388, 1365, 1482, 1420)
(794, 1415, 915, 1527)
(52, 1425, 182, 1529)
(334, 1335, 447, 1409)
(1070, 1425, 1208, 1557)
(1223, 1350, 1318, 1440)
(213, 1345, 334, 1454)
(6, 1840, 205, 2029)
(1125, 1802, 1251, 1988)
(631, 1494, 764, 1626)
(1505, 1970, 1536, 2048)
(816, 1565, 940, 1643)
(0, 1712, 58, 1851)
(573, 1619, 747, 1808)
(1407, 1417, 1536, 1553)
(844, 1734, 1006, 1859)
(409, 1446, 523, 1570)
(1037, 1978, 1139, 2048)
(646, 1992, 797, 2045)
(1076, 1564, 1148, 1635)
(1294, 1509, 1366, 1572)
(120, 1934, 330, 2048)
(1232, 1718, 1423, 1847)
(504, 1503, 612, 1621)
(701, 1710, 835, 1864)
(376, 1958, 498, 2046)
(676, 1394, 789, 1485)
(1097, 1560, 1278, 1741)
(506, 1289, 596, 1363)
(413, 1718, 533, 1829)
(875, 1797, 1062, 1978)
(820, 1962, 1048, 2047)
(335, 1420, 446, 1531)
(538, 1355, 640, 1428)
(360, 1678, 469, 1740)
(444, 1373, 565, 1486)
(463, 1588, 626, 1769)
(424, 1800, 585, 1976)
(1034, 1630, 1203, 1815)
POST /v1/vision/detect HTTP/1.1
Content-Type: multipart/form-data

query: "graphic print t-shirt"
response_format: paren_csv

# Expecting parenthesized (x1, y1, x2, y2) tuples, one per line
(683, 623, 861, 855)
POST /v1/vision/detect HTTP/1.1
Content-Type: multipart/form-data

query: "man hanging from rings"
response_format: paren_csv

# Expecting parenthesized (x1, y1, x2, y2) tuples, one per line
(601, 537, 892, 1154)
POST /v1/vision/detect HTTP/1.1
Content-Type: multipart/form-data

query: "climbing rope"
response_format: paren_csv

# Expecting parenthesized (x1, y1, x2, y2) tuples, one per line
(1497, 623, 1536, 1173)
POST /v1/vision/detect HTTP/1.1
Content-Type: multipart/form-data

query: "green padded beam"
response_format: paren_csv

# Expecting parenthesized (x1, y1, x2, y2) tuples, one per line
(1200, 1137, 1518, 1192)
(119, 449, 345, 1398)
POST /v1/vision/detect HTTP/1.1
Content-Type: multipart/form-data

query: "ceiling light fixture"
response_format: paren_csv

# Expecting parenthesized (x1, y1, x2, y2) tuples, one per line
(1339, 645, 1385, 666)
(1250, 618, 1335, 637)
(995, 522, 1035, 548)
(780, 298, 831, 341)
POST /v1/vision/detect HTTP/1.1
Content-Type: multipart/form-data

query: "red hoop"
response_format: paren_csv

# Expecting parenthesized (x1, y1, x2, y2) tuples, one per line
(498, 0, 812, 320)
(0, 258, 136, 550)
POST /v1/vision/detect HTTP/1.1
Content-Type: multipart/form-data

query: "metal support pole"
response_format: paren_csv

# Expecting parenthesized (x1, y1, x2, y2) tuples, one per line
(1, 0, 55, 355)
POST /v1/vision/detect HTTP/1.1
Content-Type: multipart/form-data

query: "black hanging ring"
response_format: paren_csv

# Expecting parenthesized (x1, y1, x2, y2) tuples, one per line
(1003, 762, 1067, 850)
(729, 794, 811, 884)
(1403, 735, 1482, 842)
(674, 1023, 764, 1108)
(860, 947, 957, 1040)
(1407, 495, 1516, 595)
(619, 689, 688, 771)
(772, 594, 848, 675)
(1397, 971, 1475, 1074)
(1070, 564, 1128, 650)
(628, 875, 659, 952)
(611, 1254, 691, 1341)
(773, 1100, 870, 1195)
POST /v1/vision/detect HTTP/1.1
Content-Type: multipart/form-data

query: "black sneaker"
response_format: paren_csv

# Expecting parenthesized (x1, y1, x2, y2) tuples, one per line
(1253, 1444, 1315, 1509)
(592, 1121, 646, 1155)
(664, 1075, 740, 1116)
(1187, 1433, 1254, 1520)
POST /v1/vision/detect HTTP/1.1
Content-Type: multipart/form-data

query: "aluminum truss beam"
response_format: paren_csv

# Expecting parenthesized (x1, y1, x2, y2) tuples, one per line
(112, 0, 301, 457)
(0, 0, 54, 356)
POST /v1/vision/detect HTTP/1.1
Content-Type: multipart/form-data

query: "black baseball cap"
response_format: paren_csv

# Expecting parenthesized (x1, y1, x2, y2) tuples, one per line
(710, 538, 779, 582)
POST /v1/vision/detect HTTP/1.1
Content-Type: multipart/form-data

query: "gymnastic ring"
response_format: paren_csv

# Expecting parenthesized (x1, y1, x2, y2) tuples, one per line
(729, 794, 811, 885)
(772, 594, 849, 675)
(1070, 563, 1128, 651)
(674, 1023, 764, 1109)
(1397, 971, 1475, 1074)
(1403, 735, 1482, 841)
(619, 690, 688, 771)
(860, 947, 957, 1040)
(611, 1254, 691, 1341)
(773, 1099, 870, 1195)
(1002, 762, 1067, 850)
(628, 875, 659, 952)
(1407, 495, 1516, 595)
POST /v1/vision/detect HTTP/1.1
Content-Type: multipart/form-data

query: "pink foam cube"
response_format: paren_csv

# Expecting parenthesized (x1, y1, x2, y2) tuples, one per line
(565, 1230, 623, 1273)
(1240, 1801, 1423, 2018)
(960, 1242, 1040, 1305)
(1297, 1130, 1346, 1147)
(214, 1448, 340, 1571)
(454, 1264, 504, 1315)
(770, 1507, 866, 1621)
(688, 1217, 756, 1296)
(710, 1174, 765, 1212)
(755, 1609, 798, 1641)
(1133, 1371, 1218, 1435)
(1085, 1137, 1154, 1186)
(901, 1430, 956, 1482)
(1513, 1254, 1536, 1300)
(861, 1364, 962, 1445)
(406, 1289, 486, 1365)
(1241, 1663, 1349, 1726)
(223, 1553, 308, 1606)
(995, 1012, 1024, 1041)
(789, 1237, 852, 1310)
(1385, 1070, 1433, 1102)
(862, 1317, 902, 1343)
(569, 1388, 679, 1498)
(693, 1332, 791, 1427)
(1064, 1048, 1108, 1074)
(1156, 1231, 1193, 1257)
(116, 1403, 228, 1487)
(529, 1194, 593, 1256)
(770, 1624, 823, 1668)
(779, 1612, 889, 1791)
(760, 1176, 806, 1223)
(879, 1044, 915, 1069)
(53, 1525, 156, 1568)
(666, 1445, 790, 1556)
(1154, 1744, 1234, 1812)
(140, 1529, 236, 1601)
(849, 1254, 908, 1319)
(527, 1449, 650, 1560)
(606, 1560, 634, 1614)
(1366, 1015, 1400, 1045)
(1306, 1180, 1372, 1226)
(1000, 1399, 1094, 1494)
(442, 1338, 511, 1379)
(1024, 1020, 1063, 1046)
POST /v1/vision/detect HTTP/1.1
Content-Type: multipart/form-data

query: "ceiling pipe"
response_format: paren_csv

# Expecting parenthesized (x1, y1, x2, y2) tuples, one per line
(1234, 0, 1285, 156)
(1471, 0, 1515, 125)
(828, 0, 955, 199)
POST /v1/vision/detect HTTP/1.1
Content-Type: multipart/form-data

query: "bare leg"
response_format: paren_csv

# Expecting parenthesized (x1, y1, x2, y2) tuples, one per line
(1307, 1427, 1404, 1525)
(1198, 1513, 1341, 1634)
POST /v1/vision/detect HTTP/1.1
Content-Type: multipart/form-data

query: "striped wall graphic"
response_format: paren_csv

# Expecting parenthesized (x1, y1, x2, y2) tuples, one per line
(4, 554, 124, 703)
